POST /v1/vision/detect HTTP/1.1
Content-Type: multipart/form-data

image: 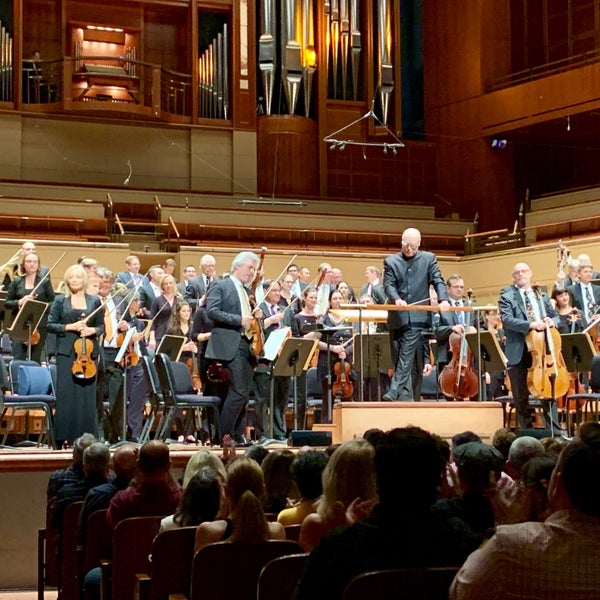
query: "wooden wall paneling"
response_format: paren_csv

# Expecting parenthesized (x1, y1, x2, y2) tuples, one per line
(190, 0, 198, 121)
(231, 0, 255, 129)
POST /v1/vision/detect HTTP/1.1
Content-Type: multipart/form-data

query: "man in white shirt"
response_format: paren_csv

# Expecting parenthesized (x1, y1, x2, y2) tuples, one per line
(568, 263, 600, 327)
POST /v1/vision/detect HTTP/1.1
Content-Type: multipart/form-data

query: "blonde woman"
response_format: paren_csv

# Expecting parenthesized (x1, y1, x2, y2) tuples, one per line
(299, 438, 377, 552)
(194, 456, 285, 552)
(47, 264, 104, 445)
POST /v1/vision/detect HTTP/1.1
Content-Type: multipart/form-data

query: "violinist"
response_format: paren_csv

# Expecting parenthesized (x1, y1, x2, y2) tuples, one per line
(166, 301, 198, 370)
(47, 264, 104, 446)
(336, 280, 357, 304)
(551, 288, 583, 334)
(498, 262, 562, 431)
(253, 280, 294, 442)
(5, 252, 55, 362)
(481, 308, 508, 399)
(205, 251, 260, 445)
(567, 263, 600, 329)
(148, 274, 178, 350)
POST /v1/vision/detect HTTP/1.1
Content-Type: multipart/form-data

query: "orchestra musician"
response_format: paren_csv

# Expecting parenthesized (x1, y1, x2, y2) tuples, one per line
(147, 274, 178, 350)
(481, 308, 508, 399)
(4, 252, 55, 362)
(185, 254, 217, 312)
(498, 262, 562, 431)
(115, 255, 143, 291)
(139, 265, 164, 315)
(383, 227, 449, 402)
(551, 288, 583, 334)
(205, 251, 260, 445)
(47, 264, 104, 446)
(567, 262, 600, 329)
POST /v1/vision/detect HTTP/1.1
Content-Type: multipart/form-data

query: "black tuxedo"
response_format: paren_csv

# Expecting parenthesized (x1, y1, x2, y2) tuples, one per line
(382, 250, 447, 401)
(360, 282, 387, 304)
(185, 275, 211, 311)
(567, 282, 600, 327)
(206, 277, 254, 441)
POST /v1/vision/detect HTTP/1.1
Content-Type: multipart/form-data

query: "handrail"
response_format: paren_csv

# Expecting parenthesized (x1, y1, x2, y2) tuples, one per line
(465, 227, 512, 240)
(521, 213, 600, 232)
(168, 217, 180, 240)
(114, 214, 125, 236)
(154, 195, 162, 211)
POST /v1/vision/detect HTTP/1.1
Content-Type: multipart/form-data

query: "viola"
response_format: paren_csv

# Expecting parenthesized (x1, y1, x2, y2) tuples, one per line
(332, 358, 354, 399)
(438, 329, 479, 400)
(248, 247, 267, 358)
(72, 336, 97, 379)
(186, 357, 202, 391)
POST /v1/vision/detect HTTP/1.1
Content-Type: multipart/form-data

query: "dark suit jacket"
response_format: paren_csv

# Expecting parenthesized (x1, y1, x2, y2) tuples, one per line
(185, 275, 211, 310)
(139, 281, 158, 312)
(360, 282, 387, 304)
(4, 273, 55, 318)
(498, 285, 557, 366)
(383, 250, 447, 330)
(567, 282, 600, 326)
(205, 277, 245, 362)
(47, 293, 104, 358)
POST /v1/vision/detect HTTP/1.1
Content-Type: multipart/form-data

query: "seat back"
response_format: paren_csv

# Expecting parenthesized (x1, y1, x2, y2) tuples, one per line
(59, 500, 85, 600)
(257, 553, 308, 600)
(141, 355, 162, 404)
(342, 567, 460, 600)
(154, 353, 175, 407)
(111, 516, 162, 600)
(83, 509, 111, 573)
(190, 540, 302, 600)
(18, 364, 53, 395)
(0, 355, 10, 391)
(306, 367, 322, 399)
(284, 524, 301, 542)
(170, 360, 195, 394)
(148, 526, 197, 600)
(590, 353, 600, 392)
(9, 359, 40, 394)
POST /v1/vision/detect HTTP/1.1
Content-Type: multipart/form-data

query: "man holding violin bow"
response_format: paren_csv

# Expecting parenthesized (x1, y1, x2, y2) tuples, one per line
(498, 262, 563, 432)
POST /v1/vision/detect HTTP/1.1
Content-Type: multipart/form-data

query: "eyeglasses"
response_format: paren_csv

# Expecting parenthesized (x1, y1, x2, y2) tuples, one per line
(402, 241, 419, 250)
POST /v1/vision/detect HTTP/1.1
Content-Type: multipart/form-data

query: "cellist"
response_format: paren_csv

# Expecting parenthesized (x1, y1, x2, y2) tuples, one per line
(498, 262, 563, 432)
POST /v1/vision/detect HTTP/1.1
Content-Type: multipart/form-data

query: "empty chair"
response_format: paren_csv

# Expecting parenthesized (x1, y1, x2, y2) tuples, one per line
(342, 567, 460, 600)
(154, 353, 220, 444)
(257, 553, 308, 600)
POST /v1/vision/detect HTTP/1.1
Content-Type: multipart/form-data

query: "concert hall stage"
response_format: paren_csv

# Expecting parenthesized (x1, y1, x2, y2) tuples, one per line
(314, 400, 505, 444)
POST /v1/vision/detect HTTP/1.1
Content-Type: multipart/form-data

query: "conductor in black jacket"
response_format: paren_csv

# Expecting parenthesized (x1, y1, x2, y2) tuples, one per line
(383, 228, 449, 401)
(205, 251, 260, 444)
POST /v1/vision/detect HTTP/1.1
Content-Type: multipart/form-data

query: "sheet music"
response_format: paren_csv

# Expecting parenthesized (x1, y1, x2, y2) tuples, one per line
(263, 326, 292, 362)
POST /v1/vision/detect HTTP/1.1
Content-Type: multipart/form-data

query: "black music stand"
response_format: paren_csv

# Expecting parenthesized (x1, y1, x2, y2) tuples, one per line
(113, 327, 137, 444)
(273, 338, 317, 431)
(466, 330, 506, 401)
(155, 335, 186, 361)
(6, 299, 48, 361)
(319, 326, 353, 423)
(352, 333, 390, 401)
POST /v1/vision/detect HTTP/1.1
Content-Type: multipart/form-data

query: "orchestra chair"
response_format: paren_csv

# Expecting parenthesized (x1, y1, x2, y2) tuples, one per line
(37, 499, 59, 600)
(58, 500, 85, 600)
(100, 516, 162, 600)
(140, 355, 166, 443)
(342, 566, 460, 600)
(154, 353, 220, 444)
(257, 553, 309, 600)
(181, 540, 302, 600)
(133, 526, 196, 600)
(0, 361, 56, 448)
(566, 353, 600, 435)
(284, 524, 301, 542)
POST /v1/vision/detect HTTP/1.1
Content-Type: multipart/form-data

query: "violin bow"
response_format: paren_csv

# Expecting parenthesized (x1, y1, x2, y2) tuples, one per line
(29, 251, 68, 296)
(261, 254, 298, 302)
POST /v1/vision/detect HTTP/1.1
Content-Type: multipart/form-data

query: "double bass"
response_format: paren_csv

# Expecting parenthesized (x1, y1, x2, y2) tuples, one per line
(525, 287, 570, 400)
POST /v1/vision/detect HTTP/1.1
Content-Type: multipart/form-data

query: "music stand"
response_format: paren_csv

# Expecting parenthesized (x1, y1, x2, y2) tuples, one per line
(155, 334, 186, 361)
(6, 299, 48, 361)
(114, 327, 137, 444)
(273, 338, 317, 431)
(263, 326, 292, 438)
(465, 330, 507, 401)
(352, 333, 391, 401)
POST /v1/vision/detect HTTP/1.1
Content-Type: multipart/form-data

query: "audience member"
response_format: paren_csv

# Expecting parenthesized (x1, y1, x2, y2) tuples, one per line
(450, 437, 600, 599)
(294, 427, 478, 600)
(491, 427, 517, 461)
(195, 456, 285, 552)
(244, 444, 269, 465)
(47, 433, 96, 500)
(182, 449, 227, 488)
(262, 449, 296, 514)
(505, 435, 545, 479)
(278, 450, 329, 526)
(451, 430, 482, 450)
(299, 438, 377, 552)
(107, 440, 182, 529)
(520, 453, 558, 522)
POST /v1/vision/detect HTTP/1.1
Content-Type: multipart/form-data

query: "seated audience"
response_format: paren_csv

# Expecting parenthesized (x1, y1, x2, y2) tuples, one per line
(182, 449, 227, 488)
(450, 437, 600, 599)
(194, 456, 285, 552)
(520, 453, 558, 522)
(47, 433, 96, 500)
(278, 450, 329, 526)
(299, 438, 377, 552)
(294, 427, 478, 600)
(262, 449, 296, 514)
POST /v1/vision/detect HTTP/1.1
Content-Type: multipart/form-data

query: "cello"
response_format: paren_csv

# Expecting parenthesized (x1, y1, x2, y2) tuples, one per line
(438, 295, 479, 400)
(525, 287, 570, 400)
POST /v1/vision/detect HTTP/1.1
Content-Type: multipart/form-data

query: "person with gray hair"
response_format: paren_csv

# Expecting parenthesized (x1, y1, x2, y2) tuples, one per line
(205, 250, 260, 445)
(507, 435, 545, 479)
(186, 253, 217, 311)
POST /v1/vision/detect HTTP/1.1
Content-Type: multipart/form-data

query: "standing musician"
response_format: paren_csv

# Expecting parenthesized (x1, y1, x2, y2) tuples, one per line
(498, 262, 561, 431)
(185, 254, 217, 312)
(5, 252, 55, 362)
(567, 263, 600, 329)
(383, 227, 449, 401)
(147, 274, 178, 350)
(253, 280, 293, 442)
(47, 265, 104, 446)
(115, 255, 143, 290)
(139, 265, 164, 316)
(205, 251, 261, 445)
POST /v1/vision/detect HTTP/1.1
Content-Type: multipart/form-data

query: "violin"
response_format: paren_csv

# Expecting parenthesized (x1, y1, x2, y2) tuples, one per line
(525, 287, 570, 399)
(332, 357, 354, 399)
(248, 247, 267, 358)
(72, 336, 97, 379)
(438, 293, 478, 400)
(117, 330, 140, 368)
(186, 357, 202, 391)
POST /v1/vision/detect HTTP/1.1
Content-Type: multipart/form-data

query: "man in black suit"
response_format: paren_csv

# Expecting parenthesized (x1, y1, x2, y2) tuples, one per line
(434, 274, 468, 370)
(568, 263, 600, 328)
(360, 265, 387, 304)
(185, 254, 216, 311)
(177, 264, 197, 297)
(205, 251, 259, 444)
(383, 228, 449, 401)
(498, 262, 561, 430)
(253, 280, 294, 442)
(115, 255, 142, 290)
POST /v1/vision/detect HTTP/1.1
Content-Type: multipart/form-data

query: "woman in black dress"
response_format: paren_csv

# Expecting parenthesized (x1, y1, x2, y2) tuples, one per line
(148, 274, 178, 350)
(5, 252, 55, 362)
(47, 264, 104, 445)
